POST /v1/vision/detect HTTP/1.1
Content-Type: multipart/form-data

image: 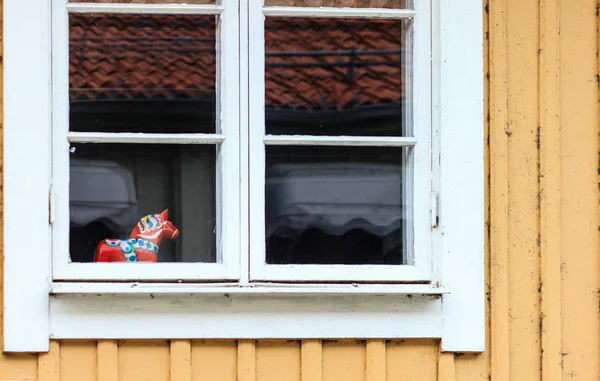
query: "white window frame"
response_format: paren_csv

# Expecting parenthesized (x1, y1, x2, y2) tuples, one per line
(52, 1, 241, 282)
(248, 2, 433, 283)
(3, 0, 484, 353)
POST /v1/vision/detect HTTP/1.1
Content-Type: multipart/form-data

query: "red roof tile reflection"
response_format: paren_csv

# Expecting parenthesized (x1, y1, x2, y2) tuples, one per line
(69, 14, 408, 110)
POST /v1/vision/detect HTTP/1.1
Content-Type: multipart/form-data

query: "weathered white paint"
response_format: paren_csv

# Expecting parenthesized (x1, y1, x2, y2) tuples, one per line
(263, 135, 418, 146)
(3, 0, 52, 353)
(67, 132, 226, 144)
(263, 6, 416, 19)
(247, 0, 268, 281)
(238, 0, 251, 286)
(49, 294, 443, 340)
(51, 0, 73, 289)
(214, 0, 242, 278)
(50, 282, 449, 295)
(67, 3, 224, 14)
(408, 0, 434, 285)
(250, 264, 432, 283)
(53, 262, 239, 282)
(249, 0, 433, 284)
(437, 0, 485, 352)
(52, 0, 242, 282)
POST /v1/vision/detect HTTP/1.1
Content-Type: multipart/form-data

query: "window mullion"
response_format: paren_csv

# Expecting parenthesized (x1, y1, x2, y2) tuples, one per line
(247, 0, 268, 281)
(409, 0, 433, 274)
(262, 6, 416, 19)
(66, 132, 226, 144)
(239, 0, 251, 285)
(263, 135, 418, 147)
(66, 3, 224, 14)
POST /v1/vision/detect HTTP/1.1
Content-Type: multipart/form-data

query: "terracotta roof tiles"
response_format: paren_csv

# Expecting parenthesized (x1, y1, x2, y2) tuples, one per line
(69, 13, 408, 110)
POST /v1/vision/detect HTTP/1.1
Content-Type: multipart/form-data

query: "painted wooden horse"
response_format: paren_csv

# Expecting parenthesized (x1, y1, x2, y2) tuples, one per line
(94, 209, 180, 262)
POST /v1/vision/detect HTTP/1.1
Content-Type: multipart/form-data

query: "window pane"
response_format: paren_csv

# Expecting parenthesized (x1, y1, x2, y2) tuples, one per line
(265, 17, 412, 137)
(69, 143, 217, 263)
(265, 146, 411, 265)
(70, 0, 216, 4)
(69, 14, 217, 133)
(264, 0, 412, 8)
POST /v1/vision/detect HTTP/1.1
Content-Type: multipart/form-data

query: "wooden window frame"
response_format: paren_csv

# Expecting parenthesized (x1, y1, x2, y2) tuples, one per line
(51, 1, 242, 282)
(248, 2, 433, 283)
(3, 0, 484, 353)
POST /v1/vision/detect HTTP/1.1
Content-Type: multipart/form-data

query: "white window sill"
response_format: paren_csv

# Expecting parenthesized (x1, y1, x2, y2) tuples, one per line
(46, 283, 450, 345)
(48, 286, 445, 343)
(50, 282, 449, 295)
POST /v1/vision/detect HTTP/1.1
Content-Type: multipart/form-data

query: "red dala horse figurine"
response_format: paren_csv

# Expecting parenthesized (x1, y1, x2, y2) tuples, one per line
(94, 209, 180, 262)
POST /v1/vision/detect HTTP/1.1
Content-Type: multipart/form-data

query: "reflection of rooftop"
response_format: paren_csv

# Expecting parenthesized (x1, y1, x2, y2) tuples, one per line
(69, 14, 408, 110)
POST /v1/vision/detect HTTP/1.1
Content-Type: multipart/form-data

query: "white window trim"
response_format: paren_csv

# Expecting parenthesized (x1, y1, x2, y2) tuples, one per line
(3, 0, 484, 353)
(248, 1, 433, 284)
(51, 0, 241, 282)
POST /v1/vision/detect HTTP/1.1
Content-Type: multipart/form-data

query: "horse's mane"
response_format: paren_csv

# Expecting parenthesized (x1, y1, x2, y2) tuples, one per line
(129, 209, 170, 238)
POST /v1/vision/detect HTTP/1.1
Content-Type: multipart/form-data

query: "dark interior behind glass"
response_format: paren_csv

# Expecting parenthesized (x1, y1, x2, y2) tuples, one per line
(69, 143, 217, 263)
(68, 14, 218, 263)
(265, 146, 409, 265)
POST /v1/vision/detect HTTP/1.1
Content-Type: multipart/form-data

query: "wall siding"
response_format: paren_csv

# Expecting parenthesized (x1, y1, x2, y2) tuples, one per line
(1, 0, 599, 380)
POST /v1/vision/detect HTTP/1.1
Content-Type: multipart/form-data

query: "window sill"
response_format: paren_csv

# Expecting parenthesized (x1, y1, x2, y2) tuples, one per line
(47, 283, 447, 343)
(48, 286, 445, 344)
(50, 282, 449, 296)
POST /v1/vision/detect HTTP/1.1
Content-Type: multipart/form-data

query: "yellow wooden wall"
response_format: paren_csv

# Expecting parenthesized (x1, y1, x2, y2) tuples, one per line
(0, 0, 599, 380)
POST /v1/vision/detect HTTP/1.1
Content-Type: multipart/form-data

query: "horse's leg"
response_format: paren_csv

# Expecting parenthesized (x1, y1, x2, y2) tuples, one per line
(135, 248, 157, 262)
(95, 242, 122, 262)
(94, 242, 102, 262)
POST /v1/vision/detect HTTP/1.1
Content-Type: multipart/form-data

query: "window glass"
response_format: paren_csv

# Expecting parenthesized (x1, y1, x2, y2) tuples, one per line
(265, 146, 411, 265)
(264, 0, 412, 9)
(264, 17, 413, 137)
(69, 14, 217, 134)
(69, 143, 217, 263)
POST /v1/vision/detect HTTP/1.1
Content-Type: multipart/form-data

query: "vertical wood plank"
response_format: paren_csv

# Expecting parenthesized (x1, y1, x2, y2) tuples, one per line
(301, 340, 322, 381)
(365, 340, 385, 381)
(0, 355, 37, 381)
(237, 340, 256, 381)
(60, 341, 97, 381)
(472, 0, 495, 378)
(385, 340, 437, 381)
(256, 341, 301, 381)
(505, 0, 542, 380)
(170, 340, 191, 381)
(322, 341, 365, 381)
(488, 0, 510, 379)
(38, 341, 60, 381)
(454, 355, 489, 381)
(557, 1, 600, 380)
(481, 1, 493, 380)
(191, 341, 237, 381)
(539, 0, 562, 380)
(97, 340, 118, 381)
(118, 341, 170, 381)
(437, 352, 455, 381)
